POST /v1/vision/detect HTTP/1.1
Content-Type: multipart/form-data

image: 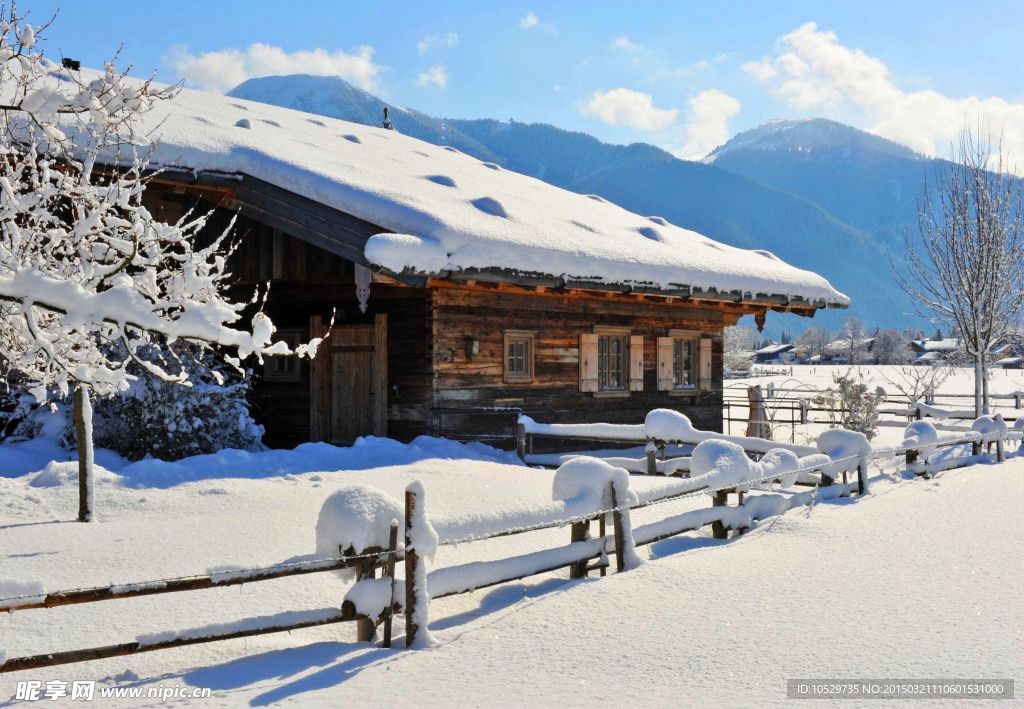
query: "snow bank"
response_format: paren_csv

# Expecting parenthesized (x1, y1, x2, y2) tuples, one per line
(0, 578, 46, 609)
(28, 460, 122, 488)
(343, 577, 394, 619)
(316, 485, 403, 581)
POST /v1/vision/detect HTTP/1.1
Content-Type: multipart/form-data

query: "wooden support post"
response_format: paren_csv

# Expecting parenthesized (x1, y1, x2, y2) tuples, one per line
(569, 520, 590, 579)
(856, 461, 867, 495)
(820, 470, 835, 487)
(915, 405, 922, 421)
(906, 449, 919, 469)
(515, 422, 527, 462)
(597, 514, 607, 577)
(73, 387, 93, 523)
(404, 488, 420, 648)
(711, 490, 729, 540)
(996, 436, 1006, 463)
(382, 521, 399, 649)
(645, 441, 658, 475)
(972, 440, 982, 456)
(1015, 393, 1021, 410)
(609, 483, 626, 573)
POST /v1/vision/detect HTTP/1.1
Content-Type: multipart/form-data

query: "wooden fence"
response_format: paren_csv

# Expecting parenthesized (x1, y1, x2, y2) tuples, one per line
(1, 426, 1018, 673)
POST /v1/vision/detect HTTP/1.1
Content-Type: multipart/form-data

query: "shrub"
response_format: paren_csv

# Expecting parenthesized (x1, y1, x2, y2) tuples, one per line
(813, 370, 885, 440)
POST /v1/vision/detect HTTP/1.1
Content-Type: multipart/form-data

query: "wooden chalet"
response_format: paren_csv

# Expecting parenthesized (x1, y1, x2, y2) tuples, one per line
(133, 83, 849, 449)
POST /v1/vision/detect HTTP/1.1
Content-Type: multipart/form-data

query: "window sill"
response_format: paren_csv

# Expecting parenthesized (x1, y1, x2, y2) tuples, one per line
(504, 376, 534, 385)
(593, 390, 630, 399)
(668, 389, 699, 397)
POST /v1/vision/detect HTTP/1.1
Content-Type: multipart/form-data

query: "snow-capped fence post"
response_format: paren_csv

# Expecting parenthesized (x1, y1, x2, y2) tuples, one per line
(382, 520, 399, 648)
(515, 421, 527, 462)
(711, 490, 730, 540)
(73, 387, 94, 523)
(569, 520, 590, 579)
(645, 440, 658, 475)
(856, 459, 868, 496)
(996, 434, 1006, 463)
(353, 556, 377, 643)
(404, 487, 421, 647)
(609, 481, 627, 573)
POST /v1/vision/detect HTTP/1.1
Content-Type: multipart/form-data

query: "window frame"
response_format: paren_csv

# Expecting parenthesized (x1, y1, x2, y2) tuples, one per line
(594, 326, 631, 397)
(503, 330, 536, 384)
(668, 329, 700, 392)
(262, 328, 303, 383)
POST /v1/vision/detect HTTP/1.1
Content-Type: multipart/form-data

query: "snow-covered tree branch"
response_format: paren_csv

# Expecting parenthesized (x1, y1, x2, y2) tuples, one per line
(0, 10, 321, 520)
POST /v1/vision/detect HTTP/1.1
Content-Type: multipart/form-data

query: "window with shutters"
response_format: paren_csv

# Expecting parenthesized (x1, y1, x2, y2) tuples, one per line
(671, 336, 698, 389)
(598, 333, 627, 391)
(658, 331, 710, 393)
(503, 331, 534, 383)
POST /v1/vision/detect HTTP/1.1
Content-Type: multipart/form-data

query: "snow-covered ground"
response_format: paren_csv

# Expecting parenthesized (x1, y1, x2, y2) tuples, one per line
(2, 429, 1022, 705)
(1, 365, 1021, 706)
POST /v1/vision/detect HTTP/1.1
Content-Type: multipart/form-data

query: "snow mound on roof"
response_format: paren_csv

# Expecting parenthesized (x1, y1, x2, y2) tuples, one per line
(365, 234, 449, 274)
(83, 73, 848, 306)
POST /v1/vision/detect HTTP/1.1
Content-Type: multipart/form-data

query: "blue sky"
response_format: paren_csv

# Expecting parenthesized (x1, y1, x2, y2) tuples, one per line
(26, 0, 1024, 160)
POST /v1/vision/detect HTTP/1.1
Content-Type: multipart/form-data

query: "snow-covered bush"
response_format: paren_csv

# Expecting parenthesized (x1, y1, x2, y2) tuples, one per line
(813, 370, 885, 440)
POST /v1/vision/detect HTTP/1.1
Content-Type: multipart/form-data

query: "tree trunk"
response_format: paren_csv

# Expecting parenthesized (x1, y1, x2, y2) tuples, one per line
(974, 353, 984, 418)
(74, 387, 94, 523)
(982, 356, 991, 415)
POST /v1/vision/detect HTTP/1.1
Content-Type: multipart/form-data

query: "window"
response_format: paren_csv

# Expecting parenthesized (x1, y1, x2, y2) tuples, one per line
(671, 337, 698, 389)
(598, 333, 628, 391)
(503, 331, 535, 383)
(262, 329, 302, 382)
(658, 331, 709, 393)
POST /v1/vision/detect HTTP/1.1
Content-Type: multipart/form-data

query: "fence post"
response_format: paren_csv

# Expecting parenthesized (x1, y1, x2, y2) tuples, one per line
(1016, 393, 1021, 410)
(996, 435, 1006, 463)
(404, 487, 422, 648)
(971, 438, 982, 456)
(515, 422, 527, 462)
(856, 460, 867, 495)
(382, 521, 399, 649)
(711, 489, 729, 540)
(914, 405, 922, 421)
(906, 449, 919, 469)
(645, 440, 658, 475)
(354, 556, 377, 643)
(569, 520, 590, 579)
(609, 482, 626, 573)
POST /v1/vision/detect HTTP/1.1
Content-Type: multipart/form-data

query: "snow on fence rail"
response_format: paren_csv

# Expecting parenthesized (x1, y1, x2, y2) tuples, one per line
(1, 421, 1018, 672)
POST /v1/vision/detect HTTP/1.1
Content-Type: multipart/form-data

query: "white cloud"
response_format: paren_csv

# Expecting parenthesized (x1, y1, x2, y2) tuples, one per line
(416, 65, 448, 89)
(519, 11, 556, 33)
(165, 43, 382, 93)
(675, 89, 741, 159)
(611, 36, 641, 52)
(745, 22, 1024, 167)
(417, 32, 459, 56)
(581, 88, 678, 132)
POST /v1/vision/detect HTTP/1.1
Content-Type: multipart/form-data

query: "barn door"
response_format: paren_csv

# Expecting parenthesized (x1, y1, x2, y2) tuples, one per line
(309, 314, 387, 444)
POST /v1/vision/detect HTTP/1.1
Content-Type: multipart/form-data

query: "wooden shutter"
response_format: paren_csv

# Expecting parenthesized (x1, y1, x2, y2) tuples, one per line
(629, 335, 644, 391)
(579, 333, 599, 392)
(657, 337, 674, 391)
(699, 337, 713, 390)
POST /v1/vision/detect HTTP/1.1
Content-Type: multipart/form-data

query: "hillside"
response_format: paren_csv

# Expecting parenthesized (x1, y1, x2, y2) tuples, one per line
(227, 75, 927, 332)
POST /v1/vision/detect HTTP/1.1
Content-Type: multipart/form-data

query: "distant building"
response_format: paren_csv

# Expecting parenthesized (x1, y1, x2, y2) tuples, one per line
(753, 342, 795, 364)
(910, 337, 960, 365)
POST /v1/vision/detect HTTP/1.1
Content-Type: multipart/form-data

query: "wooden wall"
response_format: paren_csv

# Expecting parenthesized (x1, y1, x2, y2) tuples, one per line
(430, 284, 730, 445)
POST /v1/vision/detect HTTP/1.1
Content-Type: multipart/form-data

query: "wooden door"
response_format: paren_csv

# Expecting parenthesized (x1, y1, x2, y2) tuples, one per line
(310, 314, 388, 444)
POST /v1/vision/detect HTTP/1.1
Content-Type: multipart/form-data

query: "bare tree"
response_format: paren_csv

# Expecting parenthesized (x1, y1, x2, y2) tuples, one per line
(872, 329, 910, 365)
(842, 317, 867, 364)
(723, 325, 756, 373)
(794, 327, 831, 362)
(896, 123, 1024, 416)
(878, 363, 953, 407)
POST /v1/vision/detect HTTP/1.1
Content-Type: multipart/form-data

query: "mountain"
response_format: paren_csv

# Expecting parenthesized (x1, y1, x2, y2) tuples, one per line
(708, 118, 936, 248)
(226, 75, 928, 333)
(228, 75, 501, 163)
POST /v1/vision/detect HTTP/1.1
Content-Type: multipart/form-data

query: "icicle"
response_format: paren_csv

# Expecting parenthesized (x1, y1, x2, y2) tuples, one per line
(355, 264, 372, 314)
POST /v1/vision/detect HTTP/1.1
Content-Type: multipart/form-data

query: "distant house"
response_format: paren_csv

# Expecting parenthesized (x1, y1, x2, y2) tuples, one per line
(120, 78, 848, 447)
(994, 356, 1024, 369)
(753, 343, 795, 364)
(910, 338, 960, 365)
(824, 337, 875, 364)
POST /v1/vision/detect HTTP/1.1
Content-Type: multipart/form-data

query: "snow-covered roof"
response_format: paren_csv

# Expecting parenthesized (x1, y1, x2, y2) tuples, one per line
(754, 343, 794, 355)
(912, 338, 960, 352)
(111, 76, 849, 308)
